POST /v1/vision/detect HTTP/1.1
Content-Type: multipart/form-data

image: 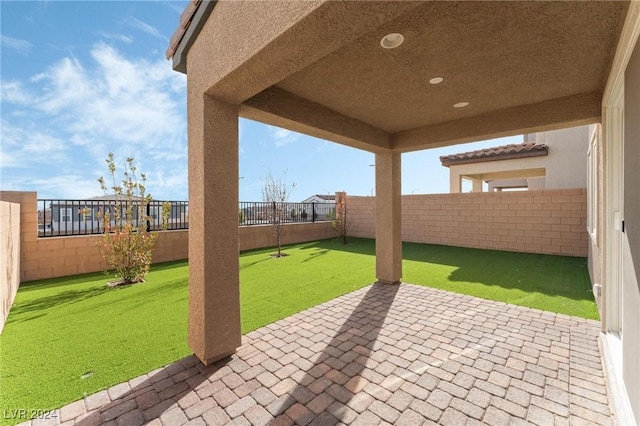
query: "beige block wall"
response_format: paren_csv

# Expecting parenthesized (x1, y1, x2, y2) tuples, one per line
(1, 200, 21, 333)
(239, 221, 335, 252)
(350, 189, 588, 257)
(26, 230, 190, 282)
(1, 191, 38, 282)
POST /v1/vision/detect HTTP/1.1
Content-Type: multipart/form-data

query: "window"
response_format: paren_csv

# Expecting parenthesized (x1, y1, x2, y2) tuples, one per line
(61, 208, 72, 223)
(150, 205, 161, 220)
(587, 125, 600, 242)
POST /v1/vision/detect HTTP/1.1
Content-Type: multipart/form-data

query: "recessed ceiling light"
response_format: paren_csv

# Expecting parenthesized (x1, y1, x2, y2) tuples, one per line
(380, 33, 404, 49)
(454, 102, 470, 108)
(429, 77, 444, 85)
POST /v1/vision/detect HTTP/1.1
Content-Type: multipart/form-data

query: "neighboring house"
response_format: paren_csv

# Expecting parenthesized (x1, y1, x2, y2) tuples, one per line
(48, 195, 142, 233)
(440, 125, 589, 193)
(37, 209, 52, 234)
(301, 194, 336, 220)
(301, 194, 335, 203)
(238, 195, 335, 225)
(47, 195, 187, 233)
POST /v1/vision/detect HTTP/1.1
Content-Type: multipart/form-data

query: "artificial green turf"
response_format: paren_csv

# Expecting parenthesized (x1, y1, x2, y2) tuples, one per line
(0, 238, 596, 423)
(401, 241, 597, 320)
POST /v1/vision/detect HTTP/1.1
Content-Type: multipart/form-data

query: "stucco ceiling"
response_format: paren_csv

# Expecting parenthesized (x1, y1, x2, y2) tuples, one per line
(248, 1, 628, 151)
(174, 1, 630, 153)
(277, 1, 626, 132)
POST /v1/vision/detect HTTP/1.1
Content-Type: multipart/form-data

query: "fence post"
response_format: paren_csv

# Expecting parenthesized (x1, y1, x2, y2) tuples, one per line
(146, 202, 151, 232)
(312, 203, 316, 223)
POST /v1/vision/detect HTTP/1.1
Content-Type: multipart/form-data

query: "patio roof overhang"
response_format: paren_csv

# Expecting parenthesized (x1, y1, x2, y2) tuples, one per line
(170, 0, 629, 153)
(462, 167, 547, 183)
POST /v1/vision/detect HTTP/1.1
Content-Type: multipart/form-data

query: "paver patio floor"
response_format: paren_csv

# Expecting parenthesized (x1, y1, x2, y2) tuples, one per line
(25, 283, 613, 426)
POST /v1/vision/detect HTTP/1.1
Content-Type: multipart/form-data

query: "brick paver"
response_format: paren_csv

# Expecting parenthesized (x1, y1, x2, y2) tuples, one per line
(18, 283, 616, 425)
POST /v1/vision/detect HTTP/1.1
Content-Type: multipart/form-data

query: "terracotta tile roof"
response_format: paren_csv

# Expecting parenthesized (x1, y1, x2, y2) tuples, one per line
(166, 0, 201, 60)
(440, 142, 548, 167)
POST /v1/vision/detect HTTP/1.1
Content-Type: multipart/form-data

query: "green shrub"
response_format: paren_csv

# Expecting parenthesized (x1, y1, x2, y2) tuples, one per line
(96, 153, 168, 285)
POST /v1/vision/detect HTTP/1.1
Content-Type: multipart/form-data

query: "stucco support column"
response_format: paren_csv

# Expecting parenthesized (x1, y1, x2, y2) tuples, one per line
(472, 179, 483, 193)
(375, 151, 402, 284)
(188, 94, 241, 365)
(450, 171, 461, 193)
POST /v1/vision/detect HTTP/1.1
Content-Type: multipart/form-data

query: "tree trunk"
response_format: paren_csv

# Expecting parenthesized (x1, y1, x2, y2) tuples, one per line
(277, 232, 282, 257)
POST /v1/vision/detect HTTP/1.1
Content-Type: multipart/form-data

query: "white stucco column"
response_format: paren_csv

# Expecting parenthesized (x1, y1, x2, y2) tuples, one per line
(375, 151, 402, 284)
(187, 94, 241, 365)
(472, 179, 483, 192)
(450, 171, 462, 193)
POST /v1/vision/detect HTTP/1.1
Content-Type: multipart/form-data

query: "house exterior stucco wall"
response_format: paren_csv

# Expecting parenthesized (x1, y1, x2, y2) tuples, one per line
(531, 125, 590, 189)
(587, 124, 604, 310)
(449, 125, 589, 192)
(622, 34, 640, 422)
(349, 189, 588, 257)
(0, 200, 20, 333)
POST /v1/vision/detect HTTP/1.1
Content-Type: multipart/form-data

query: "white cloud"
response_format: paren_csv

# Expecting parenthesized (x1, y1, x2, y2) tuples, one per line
(0, 151, 16, 170)
(0, 80, 31, 104)
(147, 168, 189, 200)
(1, 34, 33, 52)
(0, 120, 70, 168)
(316, 140, 338, 152)
(128, 18, 164, 39)
(98, 32, 133, 44)
(267, 125, 300, 147)
(16, 175, 101, 199)
(28, 43, 185, 149)
(37, 57, 93, 114)
(1, 43, 188, 199)
(166, 3, 186, 14)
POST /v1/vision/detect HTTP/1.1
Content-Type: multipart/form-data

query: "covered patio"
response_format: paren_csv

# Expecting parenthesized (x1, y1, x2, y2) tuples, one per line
(44, 284, 610, 425)
(164, 0, 629, 366)
(148, 0, 638, 423)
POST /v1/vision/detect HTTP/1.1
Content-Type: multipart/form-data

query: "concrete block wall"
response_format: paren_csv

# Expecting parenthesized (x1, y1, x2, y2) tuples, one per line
(349, 189, 588, 257)
(21, 223, 331, 281)
(1, 200, 21, 332)
(239, 221, 335, 252)
(25, 230, 190, 282)
(1, 191, 38, 282)
(26, 234, 108, 282)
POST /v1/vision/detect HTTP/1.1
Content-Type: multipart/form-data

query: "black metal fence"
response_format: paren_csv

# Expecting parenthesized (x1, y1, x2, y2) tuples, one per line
(238, 201, 335, 226)
(37, 199, 189, 237)
(37, 199, 335, 237)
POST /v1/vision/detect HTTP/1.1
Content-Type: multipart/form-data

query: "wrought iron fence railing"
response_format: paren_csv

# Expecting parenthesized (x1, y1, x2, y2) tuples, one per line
(37, 199, 335, 237)
(37, 199, 189, 238)
(238, 201, 335, 226)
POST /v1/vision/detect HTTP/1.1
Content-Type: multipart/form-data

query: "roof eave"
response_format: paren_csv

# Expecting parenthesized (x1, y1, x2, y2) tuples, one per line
(440, 149, 549, 167)
(171, 0, 218, 74)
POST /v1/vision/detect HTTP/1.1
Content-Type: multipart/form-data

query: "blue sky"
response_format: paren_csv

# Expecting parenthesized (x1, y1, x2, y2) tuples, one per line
(1, 1, 523, 202)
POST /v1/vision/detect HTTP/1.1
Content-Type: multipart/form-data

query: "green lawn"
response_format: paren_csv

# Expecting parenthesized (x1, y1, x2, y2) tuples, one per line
(0, 238, 596, 422)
